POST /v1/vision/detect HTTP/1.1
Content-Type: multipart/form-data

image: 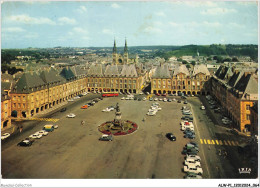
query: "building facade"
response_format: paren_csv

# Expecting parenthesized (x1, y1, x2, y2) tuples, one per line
(151, 64, 211, 95)
(211, 65, 258, 133)
(10, 67, 87, 119)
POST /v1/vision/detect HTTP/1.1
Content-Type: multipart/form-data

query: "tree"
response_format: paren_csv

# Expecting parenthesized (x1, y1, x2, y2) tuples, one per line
(191, 61, 196, 66)
(182, 60, 188, 64)
(213, 56, 223, 63)
(186, 64, 191, 69)
(232, 57, 239, 62)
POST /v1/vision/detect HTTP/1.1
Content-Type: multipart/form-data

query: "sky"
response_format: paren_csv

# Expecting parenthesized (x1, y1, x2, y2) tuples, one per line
(1, 1, 258, 48)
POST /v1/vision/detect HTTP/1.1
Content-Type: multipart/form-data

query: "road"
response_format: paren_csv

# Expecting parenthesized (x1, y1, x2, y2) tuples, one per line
(1, 94, 257, 179)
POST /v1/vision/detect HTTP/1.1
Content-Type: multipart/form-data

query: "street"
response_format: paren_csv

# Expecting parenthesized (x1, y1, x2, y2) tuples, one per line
(1, 94, 257, 179)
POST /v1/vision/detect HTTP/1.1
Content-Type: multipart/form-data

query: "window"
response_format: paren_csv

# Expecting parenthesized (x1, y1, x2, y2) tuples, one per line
(5, 103, 7, 110)
(188, 81, 190, 85)
(14, 103, 16, 108)
(133, 80, 136, 83)
(23, 104, 25, 108)
(5, 112, 8, 118)
(13, 96, 16, 100)
(120, 79, 122, 83)
(246, 105, 250, 110)
(246, 114, 250, 120)
(18, 103, 21, 108)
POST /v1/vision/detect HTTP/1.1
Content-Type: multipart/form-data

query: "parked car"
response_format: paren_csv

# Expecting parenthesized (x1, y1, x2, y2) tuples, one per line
(182, 148, 198, 155)
(68, 99, 74, 102)
(60, 108, 67, 112)
(154, 98, 158, 101)
(155, 93, 160, 96)
(1, 133, 10, 140)
(185, 155, 201, 162)
(142, 97, 147, 101)
(54, 125, 59, 129)
(183, 164, 203, 175)
(166, 133, 176, 141)
(188, 142, 199, 149)
(17, 140, 33, 147)
(99, 134, 113, 141)
(200, 106, 205, 110)
(37, 130, 49, 136)
(184, 158, 201, 167)
(87, 102, 94, 106)
(121, 97, 126, 100)
(184, 132, 195, 139)
(184, 172, 202, 179)
(78, 94, 83, 97)
(183, 128, 195, 134)
(167, 98, 172, 102)
(184, 100, 188, 104)
(138, 98, 142, 101)
(29, 133, 42, 139)
(102, 108, 112, 112)
(147, 111, 156, 116)
(177, 100, 181, 103)
(81, 105, 88, 109)
(183, 111, 192, 115)
(185, 143, 199, 151)
(67, 113, 76, 118)
(162, 93, 167, 97)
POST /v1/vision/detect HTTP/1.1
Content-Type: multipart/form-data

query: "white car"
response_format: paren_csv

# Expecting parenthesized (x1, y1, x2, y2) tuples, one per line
(1, 133, 10, 140)
(82, 92, 88, 96)
(200, 106, 205, 110)
(159, 98, 163, 101)
(142, 97, 146, 101)
(151, 106, 161, 111)
(147, 111, 156, 116)
(68, 99, 74, 102)
(37, 130, 49, 136)
(121, 97, 125, 100)
(172, 98, 176, 101)
(154, 98, 158, 101)
(181, 125, 194, 131)
(74, 96, 80, 99)
(29, 133, 42, 139)
(125, 97, 130, 100)
(163, 98, 167, 102)
(186, 155, 201, 162)
(67, 113, 76, 118)
(54, 125, 59, 129)
(183, 164, 203, 175)
(184, 159, 201, 167)
(102, 108, 112, 112)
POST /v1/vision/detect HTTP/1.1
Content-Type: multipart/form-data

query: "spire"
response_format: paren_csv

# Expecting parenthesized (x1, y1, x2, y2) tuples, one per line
(113, 39, 117, 53)
(124, 38, 128, 53)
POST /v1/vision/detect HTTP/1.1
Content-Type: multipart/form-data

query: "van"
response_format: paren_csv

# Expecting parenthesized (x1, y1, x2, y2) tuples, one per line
(43, 125, 54, 132)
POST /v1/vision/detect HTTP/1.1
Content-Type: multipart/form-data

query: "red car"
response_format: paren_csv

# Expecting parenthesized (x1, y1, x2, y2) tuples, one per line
(162, 93, 167, 96)
(155, 93, 160, 96)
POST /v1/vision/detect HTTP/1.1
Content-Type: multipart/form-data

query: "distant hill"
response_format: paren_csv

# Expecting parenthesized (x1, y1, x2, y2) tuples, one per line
(153, 44, 258, 61)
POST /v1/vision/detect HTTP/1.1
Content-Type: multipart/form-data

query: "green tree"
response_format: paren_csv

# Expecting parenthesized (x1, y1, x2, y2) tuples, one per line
(232, 57, 239, 62)
(186, 64, 191, 69)
(182, 60, 188, 64)
(191, 61, 196, 66)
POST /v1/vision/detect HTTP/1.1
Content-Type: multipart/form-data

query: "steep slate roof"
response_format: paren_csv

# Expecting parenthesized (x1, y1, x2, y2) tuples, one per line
(87, 64, 104, 77)
(227, 71, 245, 87)
(60, 67, 76, 80)
(215, 65, 233, 80)
(234, 73, 258, 99)
(70, 66, 87, 77)
(192, 64, 210, 76)
(152, 64, 171, 78)
(104, 64, 119, 77)
(1, 73, 14, 82)
(120, 64, 138, 77)
(13, 72, 46, 94)
(40, 68, 66, 84)
(173, 64, 190, 76)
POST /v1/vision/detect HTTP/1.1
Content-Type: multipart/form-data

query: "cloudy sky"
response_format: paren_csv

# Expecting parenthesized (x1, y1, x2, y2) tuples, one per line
(1, 1, 258, 48)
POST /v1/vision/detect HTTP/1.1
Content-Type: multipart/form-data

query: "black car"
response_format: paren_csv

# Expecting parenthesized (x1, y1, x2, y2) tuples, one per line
(134, 97, 137, 100)
(17, 140, 33, 147)
(99, 97, 103, 100)
(60, 108, 67, 112)
(182, 148, 198, 155)
(183, 128, 194, 134)
(177, 100, 181, 103)
(138, 98, 142, 101)
(184, 100, 188, 104)
(78, 94, 83, 97)
(87, 102, 94, 106)
(166, 133, 176, 141)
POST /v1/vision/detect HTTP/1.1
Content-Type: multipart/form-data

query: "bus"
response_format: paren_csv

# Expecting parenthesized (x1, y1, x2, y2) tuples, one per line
(102, 92, 119, 97)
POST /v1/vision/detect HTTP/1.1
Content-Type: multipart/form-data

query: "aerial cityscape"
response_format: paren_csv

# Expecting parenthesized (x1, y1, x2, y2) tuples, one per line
(1, 1, 258, 187)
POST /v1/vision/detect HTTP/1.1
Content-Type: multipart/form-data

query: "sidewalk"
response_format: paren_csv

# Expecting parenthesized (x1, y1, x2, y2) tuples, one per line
(1, 101, 68, 135)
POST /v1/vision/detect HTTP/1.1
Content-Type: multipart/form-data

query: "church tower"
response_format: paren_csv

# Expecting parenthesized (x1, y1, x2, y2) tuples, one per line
(123, 38, 128, 64)
(112, 39, 118, 64)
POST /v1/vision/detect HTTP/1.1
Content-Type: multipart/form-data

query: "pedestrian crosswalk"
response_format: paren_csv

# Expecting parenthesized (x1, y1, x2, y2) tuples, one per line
(29, 118, 59, 122)
(200, 139, 239, 146)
